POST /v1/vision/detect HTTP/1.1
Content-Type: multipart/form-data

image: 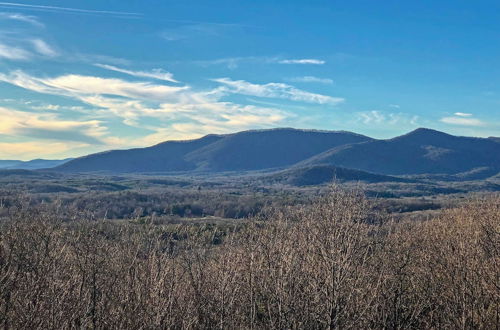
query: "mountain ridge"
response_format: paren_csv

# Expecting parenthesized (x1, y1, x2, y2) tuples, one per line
(298, 128, 500, 175)
(53, 127, 500, 177)
(57, 128, 372, 173)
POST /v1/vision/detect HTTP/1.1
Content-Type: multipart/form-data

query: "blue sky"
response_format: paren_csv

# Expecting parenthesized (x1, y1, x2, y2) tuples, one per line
(0, 0, 499, 160)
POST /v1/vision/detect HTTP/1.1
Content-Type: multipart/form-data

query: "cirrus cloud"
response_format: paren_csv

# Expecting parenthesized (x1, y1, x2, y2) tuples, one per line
(213, 78, 344, 105)
(95, 63, 178, 83)
(278, 58, 325, 65)
(440, 116, 485, 127)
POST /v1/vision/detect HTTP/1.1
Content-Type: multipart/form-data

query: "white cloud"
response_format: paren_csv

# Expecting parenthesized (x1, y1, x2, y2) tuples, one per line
(95, 63, 178, 83)
(357, 110, 419, 126)
(0, 71, 188, 101)
(194, 56, 329, 69)
(0, 12, 43, 27)
(287, 76, 333, 84)
(278, 59, 325, 65)
(388, 104, 401, 109)
(31, 39, 58, 57)
(0, 70, 291, 150)
(454, 112, 473, 117)
(0, 106, 107, 144)
(0, 42, 31, 60)
(440, 116, 484, 127)
(213, 78, 344, 105)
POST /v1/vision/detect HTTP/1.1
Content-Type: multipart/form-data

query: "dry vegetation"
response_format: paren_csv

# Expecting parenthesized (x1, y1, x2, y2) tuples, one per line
(0, 187, 498, 329)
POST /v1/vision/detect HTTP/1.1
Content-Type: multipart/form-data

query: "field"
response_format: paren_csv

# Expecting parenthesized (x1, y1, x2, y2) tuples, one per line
(0, 173, 499, 329)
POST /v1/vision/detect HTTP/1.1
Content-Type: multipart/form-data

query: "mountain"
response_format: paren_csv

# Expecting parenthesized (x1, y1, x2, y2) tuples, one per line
(57, 134, 223, 173)
(54, 127, 500, 176)
(0, 158, 73, 170)
(265, 164, 413, 186)
(299, 128, 500, 175)
(183, 128, 372, 172)
(56, 128, 372, 173)
(0, 160, 22, 169)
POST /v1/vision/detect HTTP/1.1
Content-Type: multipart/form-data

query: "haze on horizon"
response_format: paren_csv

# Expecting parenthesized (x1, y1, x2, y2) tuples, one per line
(0, 0, 499, 160)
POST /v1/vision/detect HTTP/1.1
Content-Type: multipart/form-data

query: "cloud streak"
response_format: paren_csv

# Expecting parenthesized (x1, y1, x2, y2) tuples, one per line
(454, 112, 473, 117)
(213, 78, 344, 105)
(278, 59, 325, 65)
(0, 12, 43, 26)
(0, 42, 30, 60)
(0, 106, 107, 144)
(0, 2, 142, 17)
(287, 76, 333, 84)
(357, 110, 419, 126)
(0, 70, 291, 150)
(95, 64, 178, 83)
(31, 39, 58, 57)
(440, 116, 484, 127)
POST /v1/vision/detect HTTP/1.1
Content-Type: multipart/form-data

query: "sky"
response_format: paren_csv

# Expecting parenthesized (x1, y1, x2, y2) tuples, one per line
(0, 0, 499, 160)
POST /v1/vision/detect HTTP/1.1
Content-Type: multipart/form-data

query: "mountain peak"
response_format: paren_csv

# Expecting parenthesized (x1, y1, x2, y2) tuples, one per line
(405, 127, 451, 137)
(391, 128, 455, 144)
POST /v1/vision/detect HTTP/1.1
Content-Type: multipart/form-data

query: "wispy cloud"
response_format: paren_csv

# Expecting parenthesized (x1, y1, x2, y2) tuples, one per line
(0, 12, 43, 26)
(454, 112, 472, 117)
(194, 56, 326, 69)
(357, 110, 419, 126)
(95, 64, 178, 83)
(0, 2, 142, 18)
(287, 76, 333, 84)
(0, 71, 187, 101)
(0, 106, 106, 144)
(31, 39, 57, 57)
(213, 78, 344, 105)
(440, 116, 484, 127)
(278, 59, 325, 65)
(0, 70, 290, 148)
(0, 42, 30, 60)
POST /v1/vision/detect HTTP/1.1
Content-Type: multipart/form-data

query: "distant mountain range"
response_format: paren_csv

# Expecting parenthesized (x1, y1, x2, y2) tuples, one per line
(9, 128, 498, 182)
(0, 158, 73, 170)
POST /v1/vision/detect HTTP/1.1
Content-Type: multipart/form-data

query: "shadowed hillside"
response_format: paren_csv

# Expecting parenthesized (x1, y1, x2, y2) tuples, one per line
(299, 128, 500, 175)
(265, 164, 413, 186)
(56, 128, 372, 173)
(57, 134, 223, 173)
(55, 127, 500, 176)
(184, 128, 372, 171)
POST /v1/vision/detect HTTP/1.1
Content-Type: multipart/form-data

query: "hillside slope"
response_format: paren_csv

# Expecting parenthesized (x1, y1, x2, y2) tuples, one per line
(265, 164, 413, 186)
(299, 128, 500, 175)
(57, 134, 224, 173)
(56, 128, 372, 173)
(184, 128, 372, 171)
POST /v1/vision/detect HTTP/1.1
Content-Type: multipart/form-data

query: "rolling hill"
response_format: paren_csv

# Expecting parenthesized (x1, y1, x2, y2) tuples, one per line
(56, 128, 372, 173)
(264, 164, 413, 186)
